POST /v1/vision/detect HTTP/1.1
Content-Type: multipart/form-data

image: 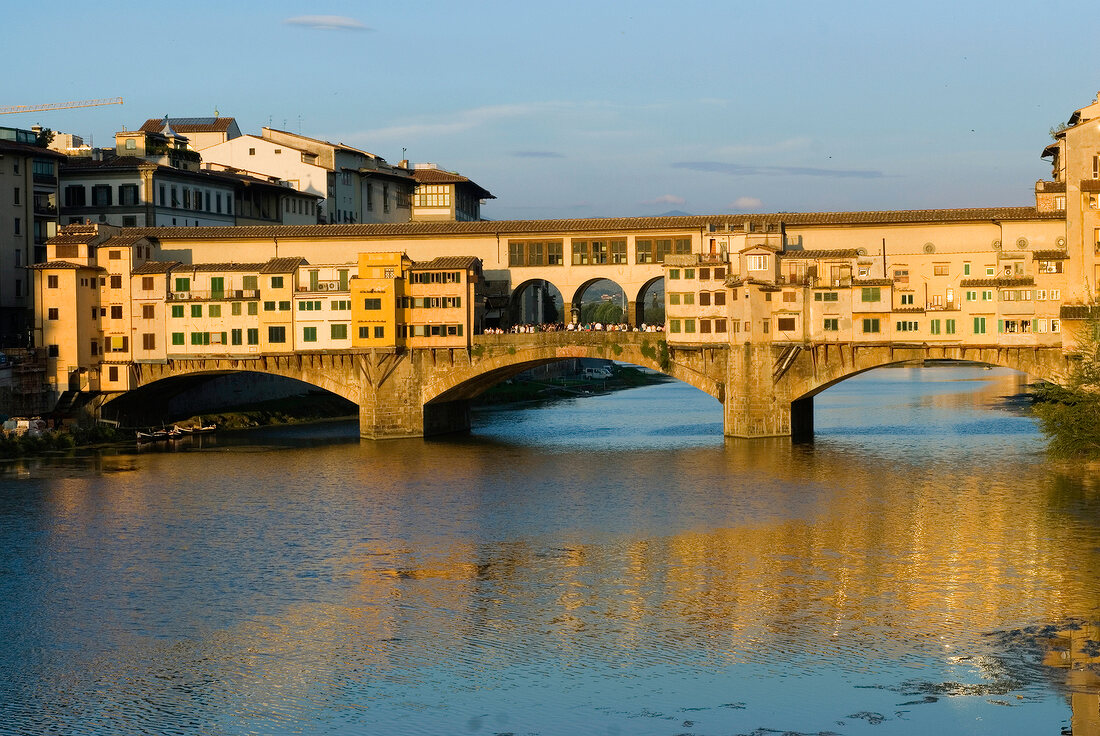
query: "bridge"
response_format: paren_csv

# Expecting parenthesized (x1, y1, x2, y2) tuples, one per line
(120, 333, 1071, 439)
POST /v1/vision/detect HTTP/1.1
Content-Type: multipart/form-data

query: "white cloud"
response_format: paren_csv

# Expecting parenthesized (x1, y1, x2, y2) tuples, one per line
(348, 103, 565, 143)
(644, 194, 686, 206)
(730, 196, 763, 210)
(284, 15, 370, 31)
(715, 137, 812, 157)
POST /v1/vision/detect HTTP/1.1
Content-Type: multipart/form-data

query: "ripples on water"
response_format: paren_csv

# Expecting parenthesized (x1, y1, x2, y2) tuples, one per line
(1, 365, 1098, 735)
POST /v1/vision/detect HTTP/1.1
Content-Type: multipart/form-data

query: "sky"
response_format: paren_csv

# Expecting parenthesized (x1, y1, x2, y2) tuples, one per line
(5, 1, 1098, 220)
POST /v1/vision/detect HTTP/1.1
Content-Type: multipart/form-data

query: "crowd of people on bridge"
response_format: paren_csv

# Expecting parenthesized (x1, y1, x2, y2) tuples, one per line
(482, 322, 664, 334)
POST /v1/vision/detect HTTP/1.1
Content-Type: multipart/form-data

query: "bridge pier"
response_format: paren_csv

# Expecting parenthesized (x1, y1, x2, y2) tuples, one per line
(723, 343, 798, 438)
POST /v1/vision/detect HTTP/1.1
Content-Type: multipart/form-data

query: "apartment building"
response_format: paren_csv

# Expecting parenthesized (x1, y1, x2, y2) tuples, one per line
(0, 126, 63, 345)
(138, 117, 241, 151)
(410, 164, 494, 222)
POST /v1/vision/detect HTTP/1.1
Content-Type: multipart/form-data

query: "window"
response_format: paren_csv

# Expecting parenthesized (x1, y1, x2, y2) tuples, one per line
(894, 269, 909, 283)
(973, 317, 987, 334)
(110, 274, 122, 289)
(247, 328, 259, 345)
(1051, 289, 1061, 300)
(714, 291, 726, 306)
(824, 318, 839, 331)
(777, 317, 796, 331)
(13, 187, 19, 205)
(264, 301, 276, 312)
(190, 332, 208, 345)
(636, 239, 653, 264)
(47, 308, 58, 320)
(963, 263, 971, 276)
(142, 334, 156, 350)
(13, 217, 20, 235)
(933, 264, 949, 276)
(174, 277, 190, 292)
(47, 345, 59, 358)
(142, 304, 155, 319)
(747, 254, 769, 271)
(110, 305, 122, 319)
(191, 304, 202, 318)
(986, 266, 995, 276)
(982, 290, 993, 301)
(862, 318, 881, 333)
(714, 319, 727, 333)
(108, 367, 119, 382)
(861, 287, 880, 302)
(699, 292, 711, 306)
(814, 291, 839, 302)
(900, 293, 914, 305)
(268, 326, 286, 343)
(966, 290, 977, 302)
(1038, 260, 1063, 274)
(684, 269, 695, 279)
(359, 326, 369, 339)
(946, 319, 956, 335)
(247, 302, 258, 315)
(141, 276, 154, 291)
(669, 319, 681, 333)
(209, 304, 221, 317)
(684, 319, 696, 333)
(231, 329, 242, 346)
(669, 293, 680, 305)
(782, 291, 796, 302)
(364, 298, 382, 310)
(171, 305, 184, 318)
(232, 302, 242, 316)
(303, 326, 317, 342)
(896, 321, 919, 332)
(331, 324, 347, 340)
(270, 276, 283, 288)
(64, 185, 86, 207)
(46, 275, 58, 290)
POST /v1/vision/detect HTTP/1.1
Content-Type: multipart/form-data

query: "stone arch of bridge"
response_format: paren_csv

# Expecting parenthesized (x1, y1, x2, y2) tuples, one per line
(424, 340, 723, 406)
(126, 354, 366, 406)
(508, 277, 566, 326)
(777, 343, 1069, 404)
(570, 277, 629, 325)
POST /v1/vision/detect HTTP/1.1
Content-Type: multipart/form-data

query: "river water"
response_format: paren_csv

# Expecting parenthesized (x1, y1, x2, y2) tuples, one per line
(2, 365, 1099, 735)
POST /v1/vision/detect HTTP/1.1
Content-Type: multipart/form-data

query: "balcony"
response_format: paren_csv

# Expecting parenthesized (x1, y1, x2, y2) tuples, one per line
(167, 289, 260, 301)
(33, 202, 57, 217)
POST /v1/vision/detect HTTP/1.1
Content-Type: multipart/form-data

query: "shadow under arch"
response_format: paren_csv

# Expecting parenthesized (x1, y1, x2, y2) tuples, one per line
(424, 339, 723, 408)
(508, 278, 565, 326)
(102, 368, 357, 426)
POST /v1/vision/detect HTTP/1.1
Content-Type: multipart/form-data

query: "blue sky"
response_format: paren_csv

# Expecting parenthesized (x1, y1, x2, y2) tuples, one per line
(5, 1, 1097, 219)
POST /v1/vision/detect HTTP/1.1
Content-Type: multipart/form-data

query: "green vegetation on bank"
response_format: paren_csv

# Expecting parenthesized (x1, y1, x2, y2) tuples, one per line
(177, 393, 357, 430)
(1033, 311, 1100, 457)
(0, 422, 129, 458)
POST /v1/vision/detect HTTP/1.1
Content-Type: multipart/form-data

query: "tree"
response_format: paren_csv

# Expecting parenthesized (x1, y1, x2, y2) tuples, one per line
(35, 127, 54, 148)
(1033, 308, 1100, 457)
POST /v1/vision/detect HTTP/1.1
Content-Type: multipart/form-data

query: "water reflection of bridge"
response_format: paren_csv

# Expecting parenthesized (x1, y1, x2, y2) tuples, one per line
(118, 332, 1071, 440)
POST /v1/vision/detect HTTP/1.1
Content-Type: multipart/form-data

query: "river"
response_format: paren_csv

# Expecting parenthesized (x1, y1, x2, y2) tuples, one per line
(2, 364, 1098, 735)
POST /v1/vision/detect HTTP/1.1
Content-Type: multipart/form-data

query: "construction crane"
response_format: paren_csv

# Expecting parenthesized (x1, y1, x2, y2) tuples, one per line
(0, 97, 123, 116)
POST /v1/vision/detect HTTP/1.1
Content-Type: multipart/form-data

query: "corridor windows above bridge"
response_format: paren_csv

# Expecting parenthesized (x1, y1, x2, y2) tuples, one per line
(508, 240, 563, 267)
(571, 239, 627, 265)
(637, 238, 690, 264)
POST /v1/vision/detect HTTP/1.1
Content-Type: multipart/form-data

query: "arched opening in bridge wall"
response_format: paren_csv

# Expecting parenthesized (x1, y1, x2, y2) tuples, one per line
(572, 278, 628, 326)
(100, 371, 356, 427)
(636, 277, 665, 327)
(509, 279, 565, 327)
(785, 359, 1035, 440)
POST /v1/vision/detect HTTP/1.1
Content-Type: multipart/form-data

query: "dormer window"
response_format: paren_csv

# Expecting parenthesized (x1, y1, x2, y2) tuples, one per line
(125, 139, 136, 150)
(747, 254, 769, 271)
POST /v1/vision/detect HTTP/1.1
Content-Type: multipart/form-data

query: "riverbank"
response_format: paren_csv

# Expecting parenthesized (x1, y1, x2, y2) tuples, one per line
(473, 365, 672, 405)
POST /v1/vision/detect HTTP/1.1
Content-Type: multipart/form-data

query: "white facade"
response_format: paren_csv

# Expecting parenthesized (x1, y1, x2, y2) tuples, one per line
(201, 135, 329, 218)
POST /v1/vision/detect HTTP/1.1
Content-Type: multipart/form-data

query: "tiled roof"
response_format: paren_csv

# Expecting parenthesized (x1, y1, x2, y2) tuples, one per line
(853, 278, 894, 287)
(260, 257, 306, 273)
(0, 139, 65, 159)
(779, 249, 864, 259)
(102, 234, 155, 247)
(131, 261, 182, 275)
(725, 277, 780, 290)
(412, 168, 494, 198)
(1081, 180, 1100, 192)
(28, 261, 103, 271)
(60, 155, 155, 170)
(411, 256, 481, 270)
(48, 232, 98, 245)
(1035, 180, 1066, 192)
(960, 277, 1036, 287)
(1061, 305, 1100, 319)
(121, 207, 1060, 241)
(1032, 250, 1069, 260)
(171, 262, 268, 273)
(139, 117, 237, 133)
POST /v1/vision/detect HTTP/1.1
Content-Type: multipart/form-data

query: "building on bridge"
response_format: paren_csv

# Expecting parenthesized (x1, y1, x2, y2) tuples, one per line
(23, 90, 1100, 438)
